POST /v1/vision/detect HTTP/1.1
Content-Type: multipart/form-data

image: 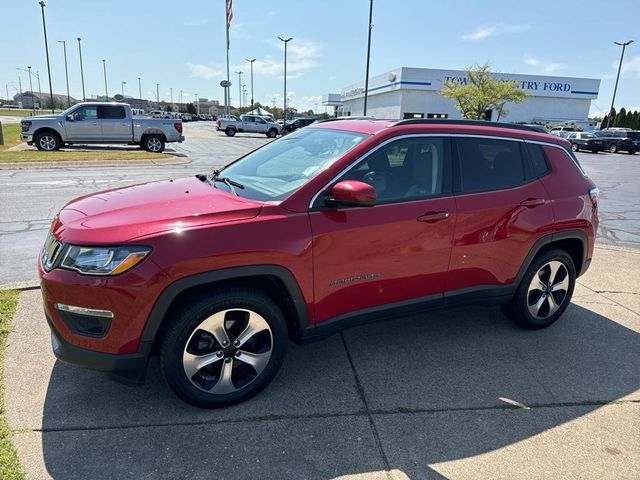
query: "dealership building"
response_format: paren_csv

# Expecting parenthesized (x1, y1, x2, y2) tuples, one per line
(324, 67, 601, 128)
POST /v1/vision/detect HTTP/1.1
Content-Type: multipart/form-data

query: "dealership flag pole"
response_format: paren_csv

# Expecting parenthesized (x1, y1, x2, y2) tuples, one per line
(225, 0, 233, 115)
(363, 0, 374, 116)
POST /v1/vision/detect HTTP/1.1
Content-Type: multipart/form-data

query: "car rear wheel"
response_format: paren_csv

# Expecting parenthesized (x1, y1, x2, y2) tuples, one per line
(225, 126, 237, 137)
(266, 128, 278, 138)
(591, 150, 598, 154)
(34, 131, 61, 151)
(501, 249, 576, 329)
(142, 135, 165, 152)
(571, 143, 579, 152)
(608, 143, 618, 153)
(629, 150, 636, 155)
(159, 287, 288, 408)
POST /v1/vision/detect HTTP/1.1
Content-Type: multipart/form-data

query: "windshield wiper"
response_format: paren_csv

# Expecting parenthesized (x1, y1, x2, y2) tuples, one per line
(204, 169, 244, 195)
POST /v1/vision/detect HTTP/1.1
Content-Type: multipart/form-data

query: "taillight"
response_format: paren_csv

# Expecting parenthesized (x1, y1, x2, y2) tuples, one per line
(589, 188, 599, 209)
(174, 122, 183, 133)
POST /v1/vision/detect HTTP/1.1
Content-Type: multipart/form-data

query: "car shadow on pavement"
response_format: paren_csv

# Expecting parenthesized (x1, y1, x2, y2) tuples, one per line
(39, 303, 639, 479)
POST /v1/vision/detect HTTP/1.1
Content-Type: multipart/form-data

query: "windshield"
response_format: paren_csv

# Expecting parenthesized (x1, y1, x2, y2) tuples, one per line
(215, 127, 369, 202)
(582, 133, 596, 138)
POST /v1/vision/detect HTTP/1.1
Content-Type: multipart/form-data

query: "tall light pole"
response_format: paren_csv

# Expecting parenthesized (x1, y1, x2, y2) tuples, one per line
(235, 71, 243, 112)
(137, 77, 142, 102)
(170, 87, 173, 110)
(57, 40, 70, 107)
(277, 36, 292, 121)
(77, 37, 85, 101)
(102, 59, 108, 100)
(246, 58, 256, 111)
(121, 81, 126, 97)
(179, 90, 183, 112)
(195, 93, 199, 115)
(18, 76, 23, 108)
(5, 82, 15, 103)
(156, 83, 159, 105)
(242, 85, 247, 112)
(16, 68, 35, 113)
(39, 1, 55, 113)
(609, 40, 634, 120)
(363, 0, 374, 116)
(35, 71, 42, 108)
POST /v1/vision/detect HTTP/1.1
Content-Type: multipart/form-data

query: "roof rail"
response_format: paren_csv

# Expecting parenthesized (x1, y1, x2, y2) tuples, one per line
(391, 118, 548, 133)
(319, 116, 377, 123)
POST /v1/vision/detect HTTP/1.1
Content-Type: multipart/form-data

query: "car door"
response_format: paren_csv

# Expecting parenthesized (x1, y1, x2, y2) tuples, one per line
(446, 136, 554, 297)
(254, 117, 267, 133)
(241, 116, 254, 132)
(309, 136, 456, 322)
(98, 105, 131, 142)
(64, 105, 100, 141)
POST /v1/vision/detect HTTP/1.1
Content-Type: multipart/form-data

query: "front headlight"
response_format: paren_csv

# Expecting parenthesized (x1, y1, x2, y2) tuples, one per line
(21, 121, 32, 132)
(60, 245, 150, 276)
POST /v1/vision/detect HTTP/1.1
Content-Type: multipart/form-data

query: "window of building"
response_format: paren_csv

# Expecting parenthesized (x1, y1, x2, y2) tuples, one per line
(426, 113, 448, 119)
(403, 113, 424, 119)
(456, 137, 526, 193)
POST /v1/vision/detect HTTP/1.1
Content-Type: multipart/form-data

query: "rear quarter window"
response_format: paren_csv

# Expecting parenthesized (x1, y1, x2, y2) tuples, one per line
(525, 143, 550, 177)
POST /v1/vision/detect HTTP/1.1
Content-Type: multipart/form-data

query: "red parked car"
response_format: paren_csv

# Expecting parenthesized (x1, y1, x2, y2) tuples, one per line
(39, 119, 599, 408)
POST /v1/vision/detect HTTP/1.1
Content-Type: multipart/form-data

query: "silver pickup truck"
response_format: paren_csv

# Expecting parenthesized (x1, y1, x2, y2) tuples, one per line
(20, 102, 184, 152)
(217, 114, 281, 138)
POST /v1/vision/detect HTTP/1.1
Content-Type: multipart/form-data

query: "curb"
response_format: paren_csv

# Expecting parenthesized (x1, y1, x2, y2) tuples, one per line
(0, 280, 40, 291)
(0, 155, 190, 170)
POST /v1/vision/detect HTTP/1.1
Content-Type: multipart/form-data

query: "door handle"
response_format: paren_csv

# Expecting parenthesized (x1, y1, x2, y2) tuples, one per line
(520, 198, 546, 207)
(417, 211, 449, 223)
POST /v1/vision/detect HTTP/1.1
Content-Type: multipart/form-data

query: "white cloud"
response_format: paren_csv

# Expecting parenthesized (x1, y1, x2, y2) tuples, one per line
(304, 95, 323, 103)
(462, 23, 532, 41)
(244, 39, 322, 78)
(600, 55, 640, 80)
(523, 56, 565, 74)
(185, 62, 223, 80)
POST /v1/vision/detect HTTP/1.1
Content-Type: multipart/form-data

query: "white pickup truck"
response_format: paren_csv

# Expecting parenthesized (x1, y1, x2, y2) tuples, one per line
(20, 102, 184, 152)
(216, 114, 281, 138)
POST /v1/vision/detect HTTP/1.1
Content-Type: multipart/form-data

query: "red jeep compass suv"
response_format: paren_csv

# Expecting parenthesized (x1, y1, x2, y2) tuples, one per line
(39, 119, 599, 408)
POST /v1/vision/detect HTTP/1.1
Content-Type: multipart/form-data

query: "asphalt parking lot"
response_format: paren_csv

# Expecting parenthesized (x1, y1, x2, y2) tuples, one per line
(4, 246, 639, 479)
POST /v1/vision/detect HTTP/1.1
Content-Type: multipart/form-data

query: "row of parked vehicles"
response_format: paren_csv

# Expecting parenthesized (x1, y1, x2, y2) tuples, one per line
(551, 127, 640, 154)
(145, 111, 215, 122)
(215, 114, 317, 138)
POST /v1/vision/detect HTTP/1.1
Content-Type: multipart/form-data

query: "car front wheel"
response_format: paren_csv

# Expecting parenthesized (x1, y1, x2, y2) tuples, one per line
(266, 128, 278, 138)
(502, 249, 576, 329)
(34, 131, 61, 151)
(608, 144, 618, 153)
(225, 127, 236, 137)
(159, 287, 288, 408)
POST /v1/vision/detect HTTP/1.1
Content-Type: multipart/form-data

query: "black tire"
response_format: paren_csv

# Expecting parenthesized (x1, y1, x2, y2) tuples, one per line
(159, 287, 288, 408)
(608, 143, 618, 153)
(628, 150, 636, 155)
(501, 249, 576, 330)
(142, 134, 165, 152)
(225, 126, 236, 137)
(591, 150, 598, 154)
(34, 131, 61, 151)
(266, 128, 278, 138)
(571, 143, 579, 152)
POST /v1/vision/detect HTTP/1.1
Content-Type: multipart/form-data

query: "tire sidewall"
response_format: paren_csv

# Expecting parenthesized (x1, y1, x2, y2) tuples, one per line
(144, 135, 165, 152)
(35, 132, 60, 151)
(160, 290, 288, 408)
(267, 128, 277, 138)
(510, 249, 576, 329)
(225, 127, 236, 136)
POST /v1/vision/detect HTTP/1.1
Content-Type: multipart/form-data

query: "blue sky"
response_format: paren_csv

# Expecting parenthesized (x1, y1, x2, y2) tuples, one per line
(2, 0, 639, 116)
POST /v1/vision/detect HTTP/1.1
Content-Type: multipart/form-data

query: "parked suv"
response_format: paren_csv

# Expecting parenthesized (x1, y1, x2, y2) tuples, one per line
(566, 132, 606, 153)
(39, 119, 598, 408)
(595, 129, 640, 153)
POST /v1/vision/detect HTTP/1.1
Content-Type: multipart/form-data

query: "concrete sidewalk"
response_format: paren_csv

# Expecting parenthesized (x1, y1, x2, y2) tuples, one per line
(4, 246, 639, 479)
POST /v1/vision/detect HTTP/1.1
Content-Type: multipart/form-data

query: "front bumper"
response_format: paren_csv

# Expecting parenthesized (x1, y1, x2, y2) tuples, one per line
(46, 311, 150, 385)
(21, 133, 33, 143)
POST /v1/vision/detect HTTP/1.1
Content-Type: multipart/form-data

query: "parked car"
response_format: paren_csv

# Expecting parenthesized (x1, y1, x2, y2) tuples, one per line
(217, 114, 281, 138)
(21, 102, 184, 152)
(550, 126, 580, 134)
(595, 129, 640, 154)
(282, 117, 316, 134)
(566, 132, 606, 153)
(39, 119, 598, 408)
(147, 110, 173, 119)
(180, 113, 192, 122)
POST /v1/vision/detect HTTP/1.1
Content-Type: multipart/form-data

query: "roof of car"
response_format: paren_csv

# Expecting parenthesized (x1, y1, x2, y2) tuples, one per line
(311, 118, 559, 142)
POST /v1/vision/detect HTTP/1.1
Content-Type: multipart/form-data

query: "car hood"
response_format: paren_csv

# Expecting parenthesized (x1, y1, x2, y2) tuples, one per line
(24, 115, 61, 121)
(52, 176, 262, 244)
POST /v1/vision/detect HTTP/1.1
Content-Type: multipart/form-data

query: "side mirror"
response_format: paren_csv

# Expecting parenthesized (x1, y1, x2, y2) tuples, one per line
(66, 114, 74, 121)
(329, 180, 376, 207)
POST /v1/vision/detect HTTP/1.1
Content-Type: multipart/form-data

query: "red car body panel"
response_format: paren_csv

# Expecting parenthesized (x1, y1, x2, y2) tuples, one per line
(39, 120, 598, 370)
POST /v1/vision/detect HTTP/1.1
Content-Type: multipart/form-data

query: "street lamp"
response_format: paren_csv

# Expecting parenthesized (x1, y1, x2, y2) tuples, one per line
(137, 77, 142, 102)
(39, 1, 55, 113)
(102, 59, 108, 100)
(363, 0, 374, 116)
(77, 37, 85, 101)
(235, 71, 243, 112)
(121, 81, 126, 97)
(16, 67, 35, 113)
(609, 40, 634, 119)
(5, 82, 16, 103)
(195, 93, 199, 115)
(57, 40, 70, 107)
(245, 58, 256, 111)
(156, 83, 159, 104)
(277, 36, 292, 121)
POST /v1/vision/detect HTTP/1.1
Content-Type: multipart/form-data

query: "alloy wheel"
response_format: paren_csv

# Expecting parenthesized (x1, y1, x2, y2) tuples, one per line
(39, 135, 57, 151)
(182, 308, 273, 394)
(147, 138, 162, 152)
(526, 260, 570, 319)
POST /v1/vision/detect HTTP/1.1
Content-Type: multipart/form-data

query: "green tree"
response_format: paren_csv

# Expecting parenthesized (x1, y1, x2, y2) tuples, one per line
(632, 111, 640, 130)
(165, 104, 173, 112)
(186, 102, 196, 114)
(439, 63, 527, 120)
(613, 107, 627, 127)
(600, 114, 609, 129)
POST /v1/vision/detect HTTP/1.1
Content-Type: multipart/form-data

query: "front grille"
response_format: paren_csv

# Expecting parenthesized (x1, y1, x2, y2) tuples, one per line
(42, 232, 64, 272)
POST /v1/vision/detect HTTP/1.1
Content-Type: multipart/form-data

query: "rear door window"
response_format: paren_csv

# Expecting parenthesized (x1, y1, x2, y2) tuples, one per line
(98, 105, 126, 119)
(455, 137, 527, 193)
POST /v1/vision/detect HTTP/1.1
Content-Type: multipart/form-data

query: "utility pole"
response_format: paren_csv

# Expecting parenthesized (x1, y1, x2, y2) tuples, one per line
(58, 40, 70, 107)
(39, 1, 55, 113)
(246, 58, 256, 111)
(363, 0, 374, 116)
(137, 77, 142, 101)
(170, 87, 173, 110)
(18, 76, 23, 108)
(77, 37, 85, 101)
(609, 40, 634, 119)
(235, 71, 243, 113)
(102, 59, 108, 100)
(277, 36, 293, 121)
(156, 83, 159, 105)
(121, 81, 126, 96)
(195, 93, 199, 115)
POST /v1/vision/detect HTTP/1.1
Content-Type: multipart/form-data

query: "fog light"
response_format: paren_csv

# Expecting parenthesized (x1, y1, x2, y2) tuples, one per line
(55, 303, 114, 318)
